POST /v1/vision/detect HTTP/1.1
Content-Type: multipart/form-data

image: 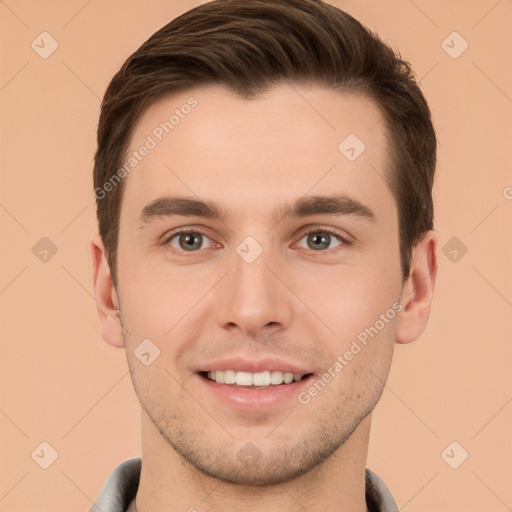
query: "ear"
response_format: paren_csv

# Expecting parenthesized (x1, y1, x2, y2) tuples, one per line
(89, 233, 125, 348)
(395, 230, 438, 344)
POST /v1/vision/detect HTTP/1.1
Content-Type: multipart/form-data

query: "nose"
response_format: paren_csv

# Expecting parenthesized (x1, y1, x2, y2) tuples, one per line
(214, 245, 293, 338)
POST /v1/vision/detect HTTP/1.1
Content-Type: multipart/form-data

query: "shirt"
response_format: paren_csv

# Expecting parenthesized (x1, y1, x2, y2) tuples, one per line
(90, 457, 398, 512)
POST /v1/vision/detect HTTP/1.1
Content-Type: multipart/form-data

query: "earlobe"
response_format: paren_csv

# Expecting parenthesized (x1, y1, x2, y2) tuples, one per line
(395, 230, 438, 344)
(89, 233, 125, 348)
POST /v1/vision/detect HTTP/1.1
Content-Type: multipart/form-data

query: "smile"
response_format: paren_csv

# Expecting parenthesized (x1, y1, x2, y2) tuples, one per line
(197, 370, 315, 410)
(203, 370, 311, 387)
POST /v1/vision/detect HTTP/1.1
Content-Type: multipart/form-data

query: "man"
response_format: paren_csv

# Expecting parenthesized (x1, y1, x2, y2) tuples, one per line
(89, 0, 438, 510)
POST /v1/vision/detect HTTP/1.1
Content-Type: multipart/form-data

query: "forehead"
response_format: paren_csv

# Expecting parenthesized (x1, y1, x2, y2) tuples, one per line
(121, 83, 394, 224)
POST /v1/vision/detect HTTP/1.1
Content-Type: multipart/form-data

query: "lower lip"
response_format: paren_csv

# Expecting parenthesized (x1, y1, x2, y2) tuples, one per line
(197, 373, 314, 411)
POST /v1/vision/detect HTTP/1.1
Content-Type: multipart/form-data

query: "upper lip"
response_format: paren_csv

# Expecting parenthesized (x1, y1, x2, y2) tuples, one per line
(197, 357, 312, 375)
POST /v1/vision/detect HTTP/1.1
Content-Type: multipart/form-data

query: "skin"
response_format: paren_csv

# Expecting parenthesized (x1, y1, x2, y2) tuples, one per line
(90, 83, 437, 512)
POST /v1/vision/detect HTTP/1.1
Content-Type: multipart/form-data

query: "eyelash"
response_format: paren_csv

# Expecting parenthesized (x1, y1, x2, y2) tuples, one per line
(162, 226, 352, 255)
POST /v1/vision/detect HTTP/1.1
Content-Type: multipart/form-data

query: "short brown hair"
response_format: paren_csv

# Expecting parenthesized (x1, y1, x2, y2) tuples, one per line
(93, 0, 436, 285)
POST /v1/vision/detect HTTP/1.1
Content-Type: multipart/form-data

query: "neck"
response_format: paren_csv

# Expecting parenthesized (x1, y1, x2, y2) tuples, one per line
(134, 410, 372, 512)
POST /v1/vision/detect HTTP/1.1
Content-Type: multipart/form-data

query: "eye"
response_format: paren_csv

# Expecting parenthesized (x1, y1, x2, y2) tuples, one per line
(164, 229, 215, 252)
(295, 228, 348, 252)
(162, 226, 350, 255)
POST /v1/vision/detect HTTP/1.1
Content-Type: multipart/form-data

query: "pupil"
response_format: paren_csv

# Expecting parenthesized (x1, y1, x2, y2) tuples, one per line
(309, 233, 329, 250)
(181, 233, 201, 251)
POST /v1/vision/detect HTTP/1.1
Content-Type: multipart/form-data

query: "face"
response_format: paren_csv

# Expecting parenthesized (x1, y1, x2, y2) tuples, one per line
(111, 83, 406, 485)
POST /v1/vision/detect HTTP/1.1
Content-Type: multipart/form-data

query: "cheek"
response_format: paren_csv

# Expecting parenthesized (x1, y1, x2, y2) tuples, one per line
(308, 264, 401, 340)
(116, 245, 186, 331)
(126, 352, 193, 421)
(331, 316, 397, 407)
(309, 268, 400, 394)
(120, 287, 184, 342)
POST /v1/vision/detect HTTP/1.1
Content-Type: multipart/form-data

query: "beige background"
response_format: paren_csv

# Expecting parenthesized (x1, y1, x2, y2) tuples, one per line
(1, 1, 511, 510)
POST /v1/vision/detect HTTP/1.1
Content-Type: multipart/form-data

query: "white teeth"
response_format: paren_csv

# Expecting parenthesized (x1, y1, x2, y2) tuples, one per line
(283, 372, 294, 384)
(205, 370, 306, 386)
(235, 371, 253, 386)
(252, 371, 271, 386)
(224, 369, 236, 384)
(270, 370, 284, 385)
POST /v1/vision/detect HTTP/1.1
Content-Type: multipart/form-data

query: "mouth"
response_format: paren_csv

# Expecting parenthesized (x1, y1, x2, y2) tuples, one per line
(199, 370, 314, 389)
(196, 369, 315, 410)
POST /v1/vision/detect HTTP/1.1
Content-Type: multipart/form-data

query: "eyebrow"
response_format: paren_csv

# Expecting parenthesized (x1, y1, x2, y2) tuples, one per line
(139, 193, 376, 225)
